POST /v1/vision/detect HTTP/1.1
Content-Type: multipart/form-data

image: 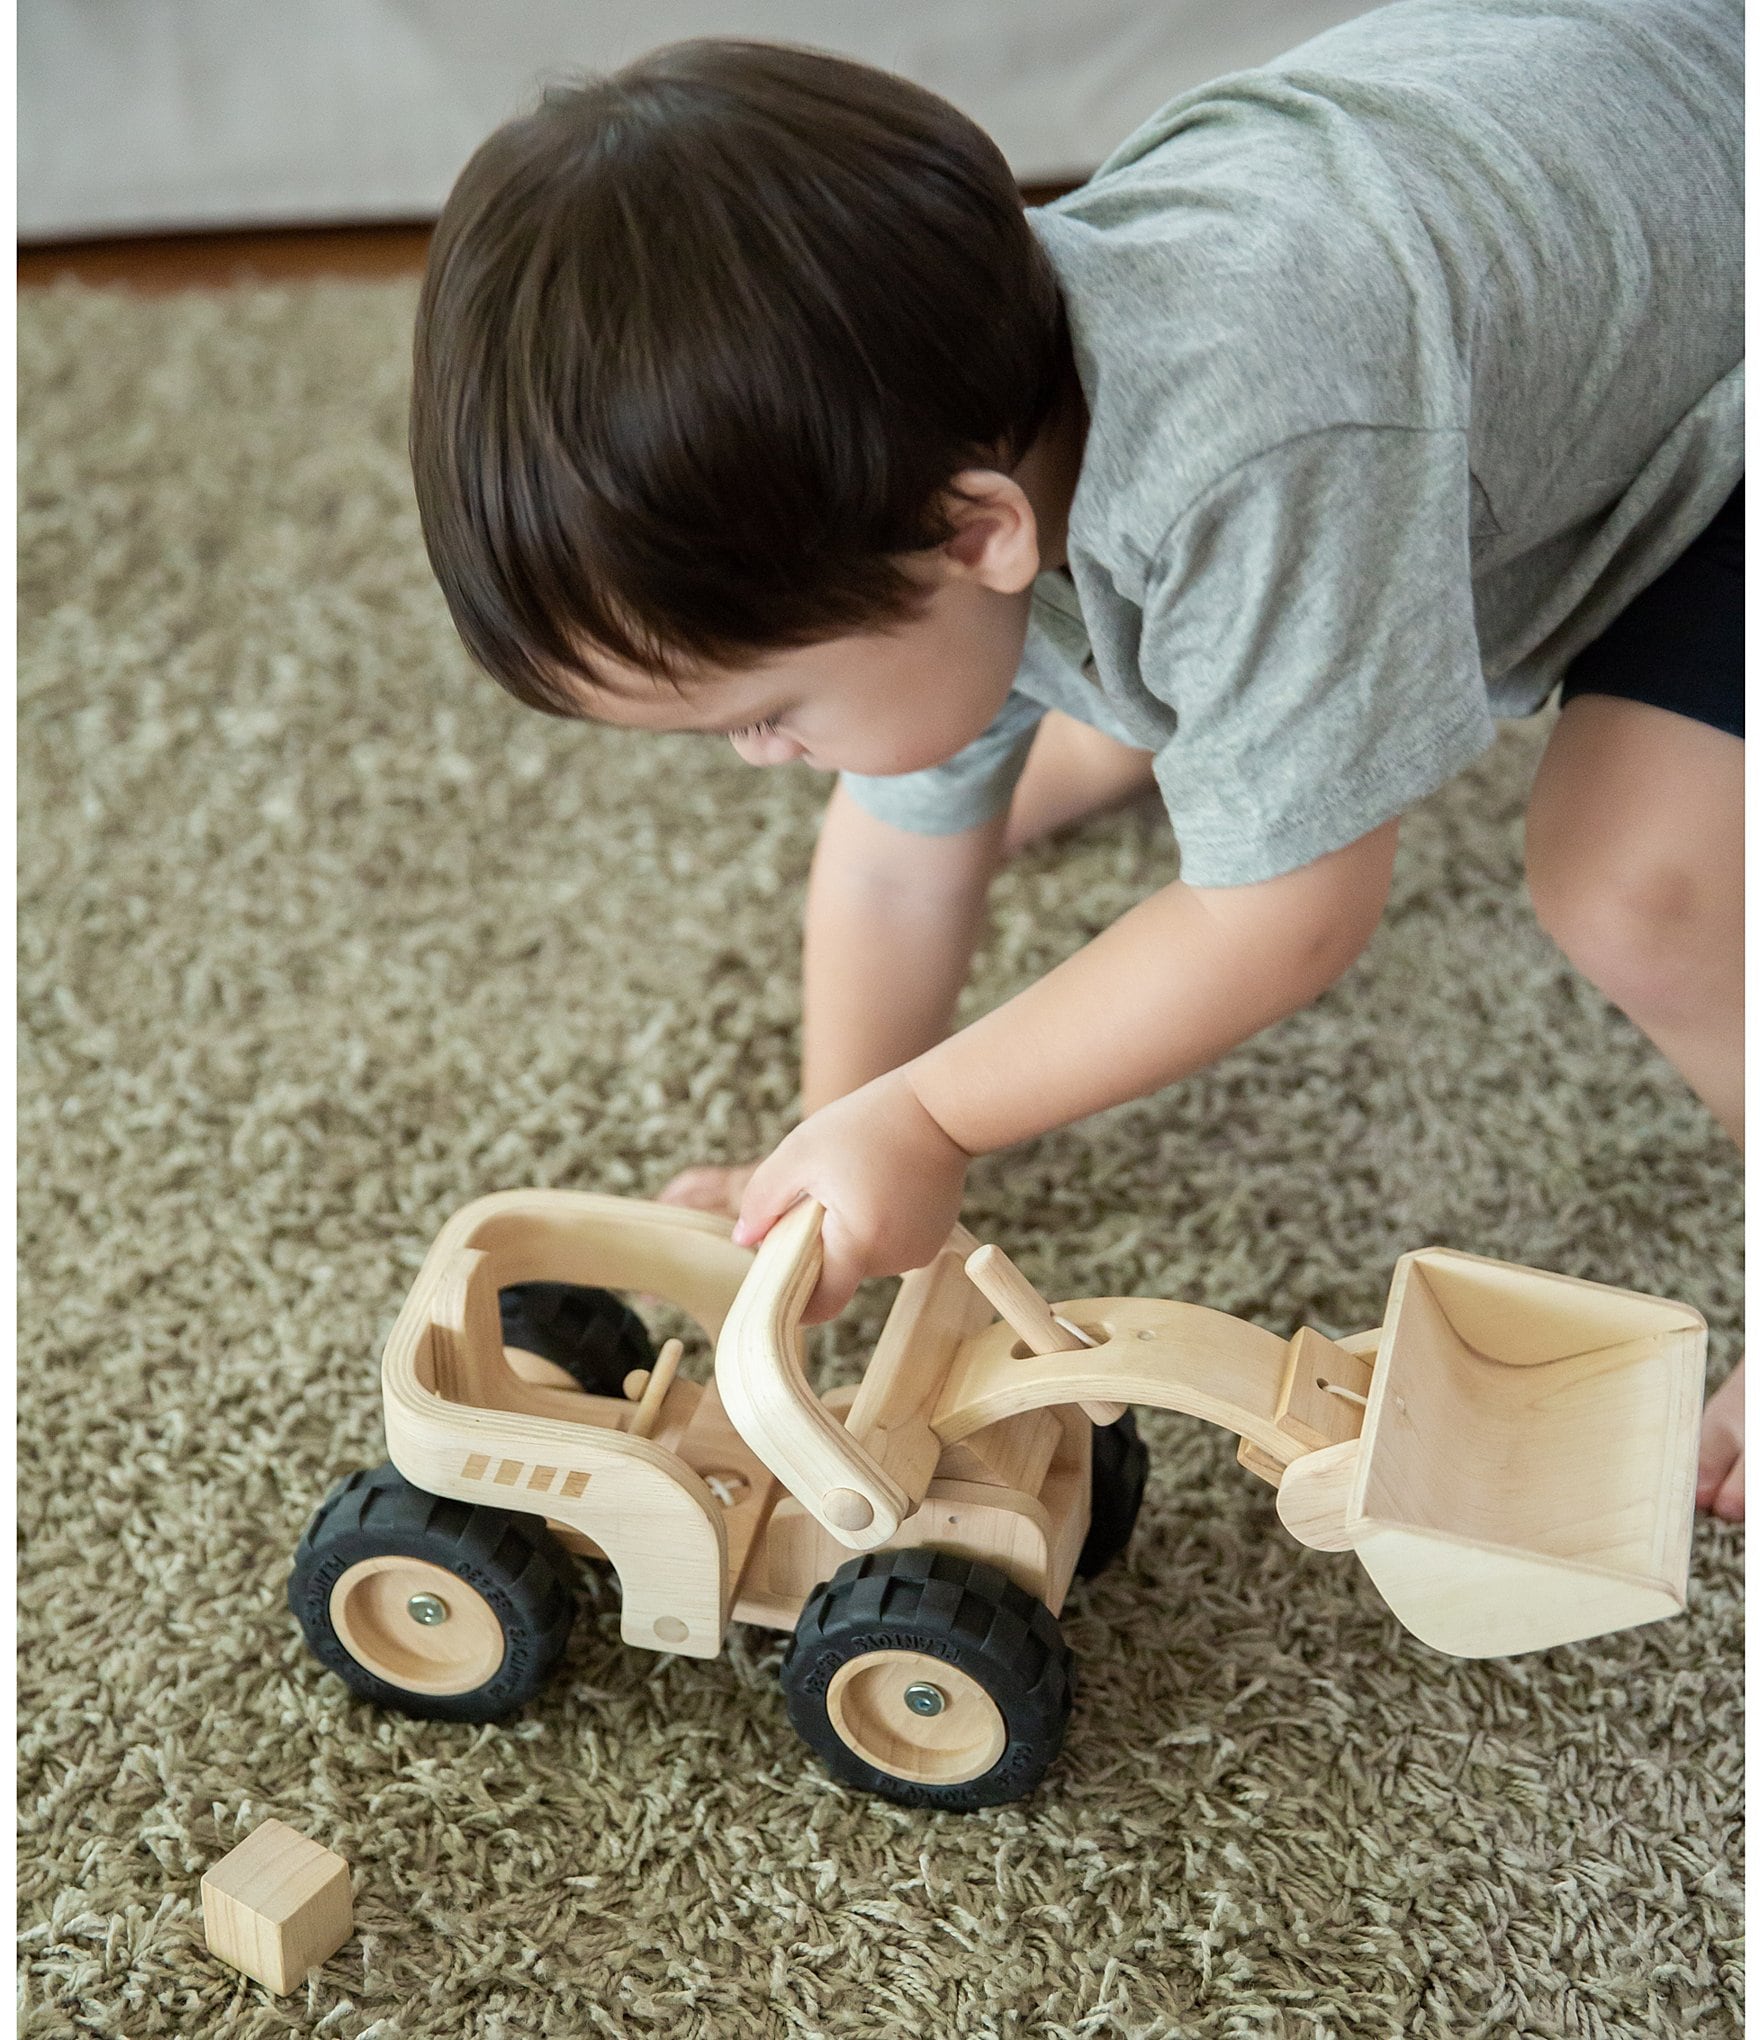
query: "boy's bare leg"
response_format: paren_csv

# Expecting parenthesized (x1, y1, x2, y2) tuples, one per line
(1003, 710, 1157, 856)
(1524, 692, 1744, 1518)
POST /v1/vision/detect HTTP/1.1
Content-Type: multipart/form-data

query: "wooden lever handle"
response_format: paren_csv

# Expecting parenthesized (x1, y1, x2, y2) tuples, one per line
(714, 1199, 910, 1545)
(962, 1243, 1128, 1426)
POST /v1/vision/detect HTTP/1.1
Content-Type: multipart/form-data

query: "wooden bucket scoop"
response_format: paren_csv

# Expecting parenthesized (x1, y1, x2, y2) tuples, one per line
(1275, 1248, 1707, 1657)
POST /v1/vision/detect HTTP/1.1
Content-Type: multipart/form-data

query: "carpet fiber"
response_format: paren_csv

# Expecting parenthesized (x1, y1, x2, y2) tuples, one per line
(19, 281, 1743, 2039)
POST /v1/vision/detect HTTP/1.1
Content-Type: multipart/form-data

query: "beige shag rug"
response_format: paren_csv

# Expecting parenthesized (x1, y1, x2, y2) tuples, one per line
(18, 281, 1744, 2040)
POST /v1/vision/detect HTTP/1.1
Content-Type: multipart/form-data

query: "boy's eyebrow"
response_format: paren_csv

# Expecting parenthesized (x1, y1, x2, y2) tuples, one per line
(701, 709, 784, 736)
(569, 693, 772, 739)
(550, 641, 779, 734)
(565, 643, 763, 721)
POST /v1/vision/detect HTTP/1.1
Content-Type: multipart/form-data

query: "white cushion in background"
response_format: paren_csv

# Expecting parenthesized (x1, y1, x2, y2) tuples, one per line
(20, 0, 1369, 239)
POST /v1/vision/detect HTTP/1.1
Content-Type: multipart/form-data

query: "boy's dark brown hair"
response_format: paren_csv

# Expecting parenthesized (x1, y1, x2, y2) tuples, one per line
(409, 38, 1069, 714)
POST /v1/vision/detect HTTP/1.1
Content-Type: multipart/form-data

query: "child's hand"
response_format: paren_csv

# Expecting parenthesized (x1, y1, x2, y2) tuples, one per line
(655, 1161, 759, 1220)
(733, 1069, 971, 1324)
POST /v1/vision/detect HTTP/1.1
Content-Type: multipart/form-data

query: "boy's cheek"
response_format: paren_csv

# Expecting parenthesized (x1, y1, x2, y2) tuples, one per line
(821, 728, 971, 777)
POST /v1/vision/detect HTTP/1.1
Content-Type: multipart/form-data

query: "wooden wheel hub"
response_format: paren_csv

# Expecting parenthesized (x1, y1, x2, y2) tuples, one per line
(825, 1650, 1007, 1785)
(329, 1556, 505, 1695)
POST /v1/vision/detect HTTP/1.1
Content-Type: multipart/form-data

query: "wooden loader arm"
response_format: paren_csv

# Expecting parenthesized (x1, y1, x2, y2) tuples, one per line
(932, 1298, 1369, 1472)
(938, 1244, 1707, 1660)
(714, 1200, 1370, 1547)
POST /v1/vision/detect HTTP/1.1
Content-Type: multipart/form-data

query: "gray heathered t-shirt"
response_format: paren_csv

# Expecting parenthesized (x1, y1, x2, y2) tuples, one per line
(841, 0, 1743, 885)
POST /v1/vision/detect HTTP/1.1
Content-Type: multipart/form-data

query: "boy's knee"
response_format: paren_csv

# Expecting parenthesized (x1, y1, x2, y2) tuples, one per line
(1526, 830, 1735, 1023)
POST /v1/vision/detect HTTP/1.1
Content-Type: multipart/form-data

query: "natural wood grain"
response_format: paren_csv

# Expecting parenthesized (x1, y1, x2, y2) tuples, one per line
(1274, 1326, 1374, 1452)
(201, 1820, 352, 1995)
(1342, 1249, 1706, 1656)
(934, 1295, 1296, 1453)
(362, 1187, 1708, 1728)
(380, 1192, 754, 1660)
(843, 1239, 1004, 1499)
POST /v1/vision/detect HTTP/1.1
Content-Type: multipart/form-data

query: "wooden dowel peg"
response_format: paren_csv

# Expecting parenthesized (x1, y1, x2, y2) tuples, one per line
(625, 1338, 684, 1439)
(962, 1244, 1128, 1427)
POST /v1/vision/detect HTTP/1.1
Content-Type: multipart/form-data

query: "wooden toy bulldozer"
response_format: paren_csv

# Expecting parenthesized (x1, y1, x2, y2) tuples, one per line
(290, 1190, 1706, 1808)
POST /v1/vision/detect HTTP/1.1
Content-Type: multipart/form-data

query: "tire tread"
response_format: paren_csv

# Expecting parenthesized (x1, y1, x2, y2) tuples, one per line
(289, 1461, 575, 1722)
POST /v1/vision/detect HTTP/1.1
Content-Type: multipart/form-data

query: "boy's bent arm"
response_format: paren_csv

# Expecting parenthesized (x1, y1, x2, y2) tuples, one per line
(904, 819, 1400, 1156)
(735, 817, 1398, 1317)
(801, 784, 1009, 1114)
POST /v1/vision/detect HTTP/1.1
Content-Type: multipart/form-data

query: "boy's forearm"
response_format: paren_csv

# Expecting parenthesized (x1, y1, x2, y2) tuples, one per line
(904, 820, 1399, 1155)
(802, 894, 976, 1113)
(800, 787, 1008, 1115)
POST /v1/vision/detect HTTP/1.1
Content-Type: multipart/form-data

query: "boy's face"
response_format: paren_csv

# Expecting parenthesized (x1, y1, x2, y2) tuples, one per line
(561, 474, 1046, 776)
(564, 570, 1034, 777)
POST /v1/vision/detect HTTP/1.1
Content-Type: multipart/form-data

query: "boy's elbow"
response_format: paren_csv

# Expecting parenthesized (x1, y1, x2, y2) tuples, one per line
(1305, 899, 1382, 994)
(1296, 819, 1398, 989)
(1213, 818, 1396, 1005)
(817, 786, 1008, 907)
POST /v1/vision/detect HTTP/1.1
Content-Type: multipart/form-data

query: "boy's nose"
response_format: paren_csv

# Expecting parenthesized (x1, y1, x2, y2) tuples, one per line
(729, 727, 808, 766)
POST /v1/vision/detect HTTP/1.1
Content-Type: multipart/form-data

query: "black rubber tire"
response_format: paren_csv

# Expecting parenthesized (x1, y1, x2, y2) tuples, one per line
(288, 1462, 575, 1721)
(496, 1281, 654, 1395)
(780, 1549, 1074, 1809)
(1076, 1409, 1150, 1580)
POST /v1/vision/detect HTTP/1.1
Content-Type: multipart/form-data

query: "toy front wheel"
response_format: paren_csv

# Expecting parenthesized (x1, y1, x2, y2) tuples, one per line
(288, 1463, 575, 1721)
(780, 1550, 1074, 1809)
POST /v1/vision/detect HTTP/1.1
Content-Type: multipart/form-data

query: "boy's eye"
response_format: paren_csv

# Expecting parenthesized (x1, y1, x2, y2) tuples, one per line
(727, 716, 781, 741)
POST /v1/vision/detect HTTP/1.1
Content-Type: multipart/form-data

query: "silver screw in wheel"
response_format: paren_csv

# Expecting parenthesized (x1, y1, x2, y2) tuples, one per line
(407, 1592, 449, 1626)
(904, 1683, 946, 1716)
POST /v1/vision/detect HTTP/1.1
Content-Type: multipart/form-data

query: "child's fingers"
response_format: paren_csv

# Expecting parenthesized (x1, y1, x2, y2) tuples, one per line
(731, 1159, 862, 1321)
(801, 1280, 852, 1325)
(801, 1207, 864, 1324)
(731, 1153, 803, 1247)
(656, 1162, 755, 1218)
(655, 1166, 724, 1211)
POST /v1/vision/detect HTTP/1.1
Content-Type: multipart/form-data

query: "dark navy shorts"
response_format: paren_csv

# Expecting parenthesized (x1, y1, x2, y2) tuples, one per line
(1558, 481, 1744, 740)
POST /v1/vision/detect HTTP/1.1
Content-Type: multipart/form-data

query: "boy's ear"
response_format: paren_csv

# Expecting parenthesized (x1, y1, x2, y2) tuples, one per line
(937, 470, 1041, 594)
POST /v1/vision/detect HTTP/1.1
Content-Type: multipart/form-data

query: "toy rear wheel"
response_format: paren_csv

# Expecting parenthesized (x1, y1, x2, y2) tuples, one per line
(780, 1550, 1073, 1809)
(497, 1281, 655, 1394)
(288, 1463, 574, 1721)
(1076, 1409, 1150, 1579)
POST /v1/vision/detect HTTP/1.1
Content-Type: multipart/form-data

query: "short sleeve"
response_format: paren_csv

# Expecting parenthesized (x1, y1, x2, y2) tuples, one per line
(838, 686, 1046, 837)
(1142, 426, 1496, 886)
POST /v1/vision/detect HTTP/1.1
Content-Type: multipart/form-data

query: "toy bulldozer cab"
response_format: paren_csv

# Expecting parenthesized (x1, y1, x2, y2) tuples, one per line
(289, 1189, 1705, 1807)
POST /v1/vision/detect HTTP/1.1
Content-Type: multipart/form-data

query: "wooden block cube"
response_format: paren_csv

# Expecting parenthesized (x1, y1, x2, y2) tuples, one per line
(200, 1819, 352, 1994)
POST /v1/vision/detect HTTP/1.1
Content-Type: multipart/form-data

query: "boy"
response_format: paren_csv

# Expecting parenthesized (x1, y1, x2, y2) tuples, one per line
(409, 0, 1743, 1514)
